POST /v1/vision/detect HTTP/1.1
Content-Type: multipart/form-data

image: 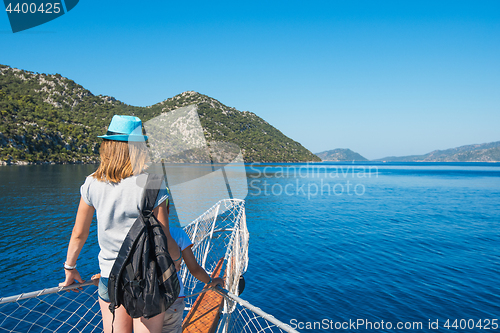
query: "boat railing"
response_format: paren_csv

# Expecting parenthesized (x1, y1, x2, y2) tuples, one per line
(0, 199, 299, 333)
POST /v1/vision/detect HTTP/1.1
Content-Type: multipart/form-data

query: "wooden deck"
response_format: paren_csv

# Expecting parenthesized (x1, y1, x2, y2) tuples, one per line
(182, 258, 225, 333)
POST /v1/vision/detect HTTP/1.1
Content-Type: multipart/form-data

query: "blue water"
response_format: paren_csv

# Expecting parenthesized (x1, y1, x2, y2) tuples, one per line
(1, 163, 499, 332)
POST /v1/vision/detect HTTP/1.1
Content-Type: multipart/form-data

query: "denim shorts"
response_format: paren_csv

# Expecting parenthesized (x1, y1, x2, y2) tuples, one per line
(98, 277, 110, 302)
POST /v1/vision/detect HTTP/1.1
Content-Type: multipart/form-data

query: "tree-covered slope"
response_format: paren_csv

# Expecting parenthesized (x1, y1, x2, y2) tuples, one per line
(315, 148, 368, 161)
(153, 91, 320, 162)
(0, 65, 319, 164)
(0, 65, 145, 163)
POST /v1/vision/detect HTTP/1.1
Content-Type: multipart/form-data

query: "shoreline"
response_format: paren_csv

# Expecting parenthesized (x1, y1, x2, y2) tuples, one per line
(0, 160, 99, 166)
(2, 160, 500, 167)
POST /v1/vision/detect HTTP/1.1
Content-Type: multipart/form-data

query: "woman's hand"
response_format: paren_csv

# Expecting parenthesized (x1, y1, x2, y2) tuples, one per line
(91, 273, 101, 286)
(59, 269, 84, 291)
(208, 277, 224, 288)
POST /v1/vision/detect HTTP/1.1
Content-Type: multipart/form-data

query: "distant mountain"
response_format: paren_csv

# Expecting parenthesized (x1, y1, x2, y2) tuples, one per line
(316, 148, 368, 161)
(377, 141, 500, 162)
(0, 64, 320, 164)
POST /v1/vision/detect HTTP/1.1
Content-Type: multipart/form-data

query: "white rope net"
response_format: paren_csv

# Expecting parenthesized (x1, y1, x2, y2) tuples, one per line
(181, 199, 249, 310)
(0, 199, 297, 333)
(215, 288, 297, 333)
(0, 284, 101, 333)
(183, 199, 297, 333)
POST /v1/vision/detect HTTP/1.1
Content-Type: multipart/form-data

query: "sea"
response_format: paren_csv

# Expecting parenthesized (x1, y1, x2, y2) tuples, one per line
(0, 162, 499, 332)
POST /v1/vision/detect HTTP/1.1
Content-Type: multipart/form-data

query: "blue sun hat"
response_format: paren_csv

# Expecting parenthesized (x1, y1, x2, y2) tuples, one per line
(98, 115, 148, 142)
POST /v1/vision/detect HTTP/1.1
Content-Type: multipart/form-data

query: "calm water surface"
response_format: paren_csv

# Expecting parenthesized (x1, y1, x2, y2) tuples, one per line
(0, 163, 499, 332)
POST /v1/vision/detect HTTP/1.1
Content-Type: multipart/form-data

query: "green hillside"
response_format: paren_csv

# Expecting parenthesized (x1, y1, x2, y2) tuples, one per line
(153, 91, 320, 162)
(315, 148, 368, 161)
(0, 65, 319, 164)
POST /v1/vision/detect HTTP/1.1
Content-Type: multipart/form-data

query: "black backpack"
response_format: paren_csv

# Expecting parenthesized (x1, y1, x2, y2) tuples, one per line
(108, 173, 180, 319)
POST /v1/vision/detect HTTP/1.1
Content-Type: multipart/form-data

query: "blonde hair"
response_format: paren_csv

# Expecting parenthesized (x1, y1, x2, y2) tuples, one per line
(93, 140, 148, 183)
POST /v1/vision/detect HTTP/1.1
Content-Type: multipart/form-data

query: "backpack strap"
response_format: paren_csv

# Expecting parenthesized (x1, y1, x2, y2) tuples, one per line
(142, 173, 164, 217)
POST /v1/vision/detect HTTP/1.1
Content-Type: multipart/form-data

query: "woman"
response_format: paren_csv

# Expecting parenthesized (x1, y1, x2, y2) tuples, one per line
(60, 115, 181, 333)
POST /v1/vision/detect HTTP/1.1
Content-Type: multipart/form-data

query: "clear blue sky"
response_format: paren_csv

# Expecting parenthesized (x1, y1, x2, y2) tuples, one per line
(1, 0, 499, 159)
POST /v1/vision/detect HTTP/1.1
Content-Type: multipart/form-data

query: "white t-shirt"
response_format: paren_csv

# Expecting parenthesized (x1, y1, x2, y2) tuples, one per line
(80, 172, 168, 278)
(169, 227, 193, 297)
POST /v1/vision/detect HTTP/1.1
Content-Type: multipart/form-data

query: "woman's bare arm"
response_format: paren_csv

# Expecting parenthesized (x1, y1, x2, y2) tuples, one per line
(60, 197, 95, 287)
(182, 246, 223, 287)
